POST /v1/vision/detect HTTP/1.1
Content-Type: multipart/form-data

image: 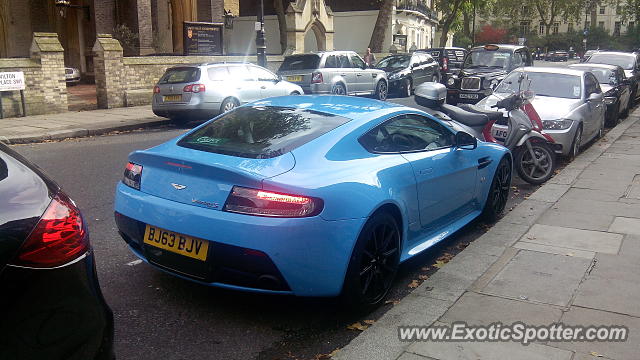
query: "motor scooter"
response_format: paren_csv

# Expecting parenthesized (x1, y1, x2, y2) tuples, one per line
(414, 79, 558, 185)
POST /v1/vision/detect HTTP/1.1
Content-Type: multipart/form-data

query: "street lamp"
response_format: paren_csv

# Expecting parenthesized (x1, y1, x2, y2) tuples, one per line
(256, 0, 267, 68)
(55, 0, 90, 20)
(224, 9, 235, 29)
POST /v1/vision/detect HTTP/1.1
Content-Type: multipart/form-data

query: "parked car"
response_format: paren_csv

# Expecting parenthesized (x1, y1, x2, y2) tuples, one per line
(416, 47, 467, 85)
(581, 49, 599, 62)
(478, 67, 606, 159)
(152, 63, 304, 123)
(569, 63, 632, 125)
(276, 51, 388, 100)
(0, 143, 114, 359)
(114, 95, 511, 309)
(585, 51, 640, 105)
(549, 50, 569, 62)
(65, 67, 81, 85)
(446, 44, 534, 105)
(376, 52, 439, 97)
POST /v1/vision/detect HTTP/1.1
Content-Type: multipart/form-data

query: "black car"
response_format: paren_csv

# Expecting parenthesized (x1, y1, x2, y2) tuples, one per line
(376, 52, 440, 97)
(549, 50, 569, 62)
(570, 63, 632, 126)
(417, 47, 467, 85)
(586, 51, 640, 106)
(0, 144, 114, 360)
(446, 44, 534, 105)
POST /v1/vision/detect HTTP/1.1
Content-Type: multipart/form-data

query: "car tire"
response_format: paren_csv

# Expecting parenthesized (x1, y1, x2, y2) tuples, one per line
(331, 83, 347, 95)
(290, 91, 301, 95)
(568, 125, 582, 161)
(375, 80, 388, 101)
(220, 97, 240, 113)
(402, 78, 412, 98)
(341, 211, 400, 312)
(607, 104, 620, 127)
(621, 99, 630, 118)
(482, 156, 512, 223)
(515, 141, 555, 185)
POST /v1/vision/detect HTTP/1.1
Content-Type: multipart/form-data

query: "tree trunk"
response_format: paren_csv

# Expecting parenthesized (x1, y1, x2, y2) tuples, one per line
(438, 0, 466, 46)
(368, 0, 395, 52)
(463, 10, 471, 37)
(274, 0, 287, 54)
(590, 1, 598, 29)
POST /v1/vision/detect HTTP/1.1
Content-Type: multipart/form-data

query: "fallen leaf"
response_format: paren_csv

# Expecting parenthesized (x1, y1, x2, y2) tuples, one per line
(526, 235, 536, 240)
(316, 348, 341, 359)
(421, 266, 430, 271)
(419, 275, 429, 280)
(363, 319, 375, 325)
(589, 352, 604, 357)
(347, 322, 369, 331)
(385, 299, 400, 305)
(408, 280, 420, 288)
(433, 260, 447, 268)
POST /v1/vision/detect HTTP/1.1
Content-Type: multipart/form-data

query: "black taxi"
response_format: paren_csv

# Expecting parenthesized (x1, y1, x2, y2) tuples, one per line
(446, 44, 533, 104)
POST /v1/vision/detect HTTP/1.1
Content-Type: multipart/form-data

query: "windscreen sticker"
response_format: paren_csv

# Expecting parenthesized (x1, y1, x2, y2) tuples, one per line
(192, 136, 229, 145)
(573, 86, 581, 97)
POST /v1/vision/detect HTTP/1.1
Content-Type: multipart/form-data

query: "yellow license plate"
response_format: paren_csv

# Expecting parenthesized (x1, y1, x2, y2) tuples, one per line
(287, 76, 302, 82)
(164, 95, 182, 102)
(143, 225, 209, 261)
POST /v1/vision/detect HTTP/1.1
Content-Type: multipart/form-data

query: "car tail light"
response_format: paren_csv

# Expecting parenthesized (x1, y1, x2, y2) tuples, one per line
(153, 85, 161, 94)
(311, 72, 323, 84)
(223, 186, 323, 218)
(184, 84, 206, 93)
(442, 57, 449, 71)
(10, 193, 89, 268)
(123, 162, 143, 190)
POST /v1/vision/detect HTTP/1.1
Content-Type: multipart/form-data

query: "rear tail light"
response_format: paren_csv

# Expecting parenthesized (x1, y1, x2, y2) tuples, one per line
(311, 72, 323, 84)
(123, 162, 143, 190)
(183, 84, 206, 93)
(442, 57, 449, 71)
(10, 193, 89, 268)
(153, 85, 161, 94)
(223, 186, 323, 218)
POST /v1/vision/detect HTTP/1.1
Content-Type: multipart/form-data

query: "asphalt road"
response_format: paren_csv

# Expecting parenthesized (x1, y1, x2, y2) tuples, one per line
(8, 62, 584, 359)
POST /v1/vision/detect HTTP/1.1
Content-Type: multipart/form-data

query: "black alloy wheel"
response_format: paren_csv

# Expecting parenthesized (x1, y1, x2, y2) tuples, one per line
(403, 78, 412, 97)
(482, 157, 511, 222)
(342, 212, 400, 310)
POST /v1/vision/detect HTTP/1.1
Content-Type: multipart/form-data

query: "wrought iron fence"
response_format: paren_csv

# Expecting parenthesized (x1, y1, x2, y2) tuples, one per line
(396, 0, 438, 21)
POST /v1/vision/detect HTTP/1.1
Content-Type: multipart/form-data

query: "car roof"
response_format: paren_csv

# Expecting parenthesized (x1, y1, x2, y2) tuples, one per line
(520, 66, 586, 76)
(471, 44, 526, 51)
(589, 51, 636, 57)
(249, 95, 406, 122)
(417, 47, 466, 51)
(569, 63, 619, 70)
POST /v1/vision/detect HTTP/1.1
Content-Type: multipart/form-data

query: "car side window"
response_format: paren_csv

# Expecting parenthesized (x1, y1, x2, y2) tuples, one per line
(585, 73, 601, 95)
(248, 66, 277, 81)
(424, 54, 435, 64)
(338, 55, 351, 68)
(227, 65, 254, 81)
(359, 114, 454, 153)
(324, 55, 338, 68)
(208, 67, 230, 81)
(512, 52, 524, 68)
(350, 54, 366, 69)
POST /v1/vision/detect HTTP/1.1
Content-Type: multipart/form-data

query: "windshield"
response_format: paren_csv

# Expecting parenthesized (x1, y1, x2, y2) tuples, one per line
(178, 106, 351, 159)
(159, 67, 201, 84)
(495, 71, 582, 99)
(587, 54, 635, 70)
(376, 55, 411, 70)
(463, 50, 512, 70)
(278, 55, 321, 71)
(572, 67, 614, 84)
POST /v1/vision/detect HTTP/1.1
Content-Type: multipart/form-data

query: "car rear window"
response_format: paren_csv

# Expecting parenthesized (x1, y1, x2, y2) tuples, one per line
(159, 67, 201, 84)
(178, 106, 351, 159)
(587, 54, 635, 70)
(279, 55, 321, 71)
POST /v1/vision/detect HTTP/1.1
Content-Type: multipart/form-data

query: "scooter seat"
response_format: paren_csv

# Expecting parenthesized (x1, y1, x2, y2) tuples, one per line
(440, 104, 489, 128)
(457, 104, 504, 123)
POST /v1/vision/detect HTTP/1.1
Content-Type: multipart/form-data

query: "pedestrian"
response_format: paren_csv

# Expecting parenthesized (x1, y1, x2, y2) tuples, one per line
(364, 48, 376, 67)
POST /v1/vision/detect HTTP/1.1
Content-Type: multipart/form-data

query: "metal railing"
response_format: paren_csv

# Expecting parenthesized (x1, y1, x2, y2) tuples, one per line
(396, 0, 438, 21)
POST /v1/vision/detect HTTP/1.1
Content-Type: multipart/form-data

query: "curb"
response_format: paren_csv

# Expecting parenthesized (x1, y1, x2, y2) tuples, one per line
(1, 118, 171, 145)
(333, 109, 640, 360)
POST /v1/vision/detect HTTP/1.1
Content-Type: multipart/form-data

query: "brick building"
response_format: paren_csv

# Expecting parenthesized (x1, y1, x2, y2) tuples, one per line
(0, 0, 236, 79)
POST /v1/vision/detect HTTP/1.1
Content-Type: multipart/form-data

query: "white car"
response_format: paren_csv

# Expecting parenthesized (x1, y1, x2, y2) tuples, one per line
(478, 67, 606, 159)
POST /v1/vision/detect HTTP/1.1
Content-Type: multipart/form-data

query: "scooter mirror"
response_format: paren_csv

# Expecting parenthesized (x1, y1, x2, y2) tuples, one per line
(522, 90, 535, 100)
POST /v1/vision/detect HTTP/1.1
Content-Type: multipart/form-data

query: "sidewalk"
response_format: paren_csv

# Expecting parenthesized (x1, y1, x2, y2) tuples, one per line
(335, 107, 640, 360)
(0, 106, 169, 144)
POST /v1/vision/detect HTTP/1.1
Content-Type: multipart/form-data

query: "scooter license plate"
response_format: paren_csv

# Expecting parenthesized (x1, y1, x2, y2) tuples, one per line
(492, 124, 508, 142)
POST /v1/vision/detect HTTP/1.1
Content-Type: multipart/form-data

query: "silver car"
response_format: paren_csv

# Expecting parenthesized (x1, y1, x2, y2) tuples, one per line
(65, 67, 81, 85)
(478, 67, 606, 158)
(152, 63, 303, 123)
(277, 51, 388, 100)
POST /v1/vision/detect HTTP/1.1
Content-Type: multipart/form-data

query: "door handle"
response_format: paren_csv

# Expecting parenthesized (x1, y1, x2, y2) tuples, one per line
(478, 157, 493, 169)
(260, 86, 266, 89)
(357, 73, 363, 76)
(340, 73, 347, 77)
(418, 168, 434, 175)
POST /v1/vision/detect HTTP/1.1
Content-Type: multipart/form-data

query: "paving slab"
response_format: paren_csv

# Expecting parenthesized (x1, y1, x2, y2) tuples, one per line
(396, 353, 434, 360)
(527, 184, 571, 203)
(553, 197, 640, 218)
(556, 307, 640, 360)
(500, 199, 552, 226)
(512, 242, 595, 259)
(537, 209, 614, 232)
(406, 339, 573, 360)
(619, 235, 640, 259)
(608, 216, 640, 235)
(469, 222, 530, 248)
(439, 292, 562, 326)
(517, 224, 623, 254)
(481, 250, 592, 306)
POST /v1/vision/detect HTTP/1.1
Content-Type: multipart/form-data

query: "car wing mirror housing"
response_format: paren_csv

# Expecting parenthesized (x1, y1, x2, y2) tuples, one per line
(588, 93, 604, 102)
(455, 131, 477, 150)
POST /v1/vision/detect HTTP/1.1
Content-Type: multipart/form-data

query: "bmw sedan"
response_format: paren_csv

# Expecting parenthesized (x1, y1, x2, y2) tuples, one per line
(479, 67, 606, 159)
(0, 144, 114, 359)
(152, 63, 303, 123)
(114, 96, 511, 308)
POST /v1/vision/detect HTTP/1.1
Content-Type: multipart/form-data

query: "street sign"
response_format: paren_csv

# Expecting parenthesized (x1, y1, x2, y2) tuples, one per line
(0, 72, 25, 91)
(518, 38, 526, 46)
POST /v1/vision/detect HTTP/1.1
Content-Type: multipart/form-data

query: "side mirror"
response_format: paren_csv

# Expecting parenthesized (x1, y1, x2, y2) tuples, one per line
(455, 131, 477, 150)
(588, 92, 603, 102)
(362, 64, 368, 70)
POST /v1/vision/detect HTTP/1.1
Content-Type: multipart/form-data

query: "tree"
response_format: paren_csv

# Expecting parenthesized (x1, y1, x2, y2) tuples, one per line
(476, 24, 508, 43)
(368, 0, 395, 52)
(437, 0, 469, 46)
(492, 0, 583, 36)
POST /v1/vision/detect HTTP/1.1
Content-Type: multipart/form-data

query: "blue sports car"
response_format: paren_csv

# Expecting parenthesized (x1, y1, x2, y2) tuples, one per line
(114, 95, 511, 308)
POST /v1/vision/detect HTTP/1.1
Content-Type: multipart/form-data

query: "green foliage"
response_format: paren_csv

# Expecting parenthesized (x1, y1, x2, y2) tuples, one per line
(453, 33, 473, 48)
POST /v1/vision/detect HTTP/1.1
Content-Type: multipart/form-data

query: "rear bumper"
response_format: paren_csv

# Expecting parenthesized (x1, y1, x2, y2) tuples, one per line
(152, 94, 221, 118)
(0, 251, 114, 360)
(113, 183, 364, 297)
